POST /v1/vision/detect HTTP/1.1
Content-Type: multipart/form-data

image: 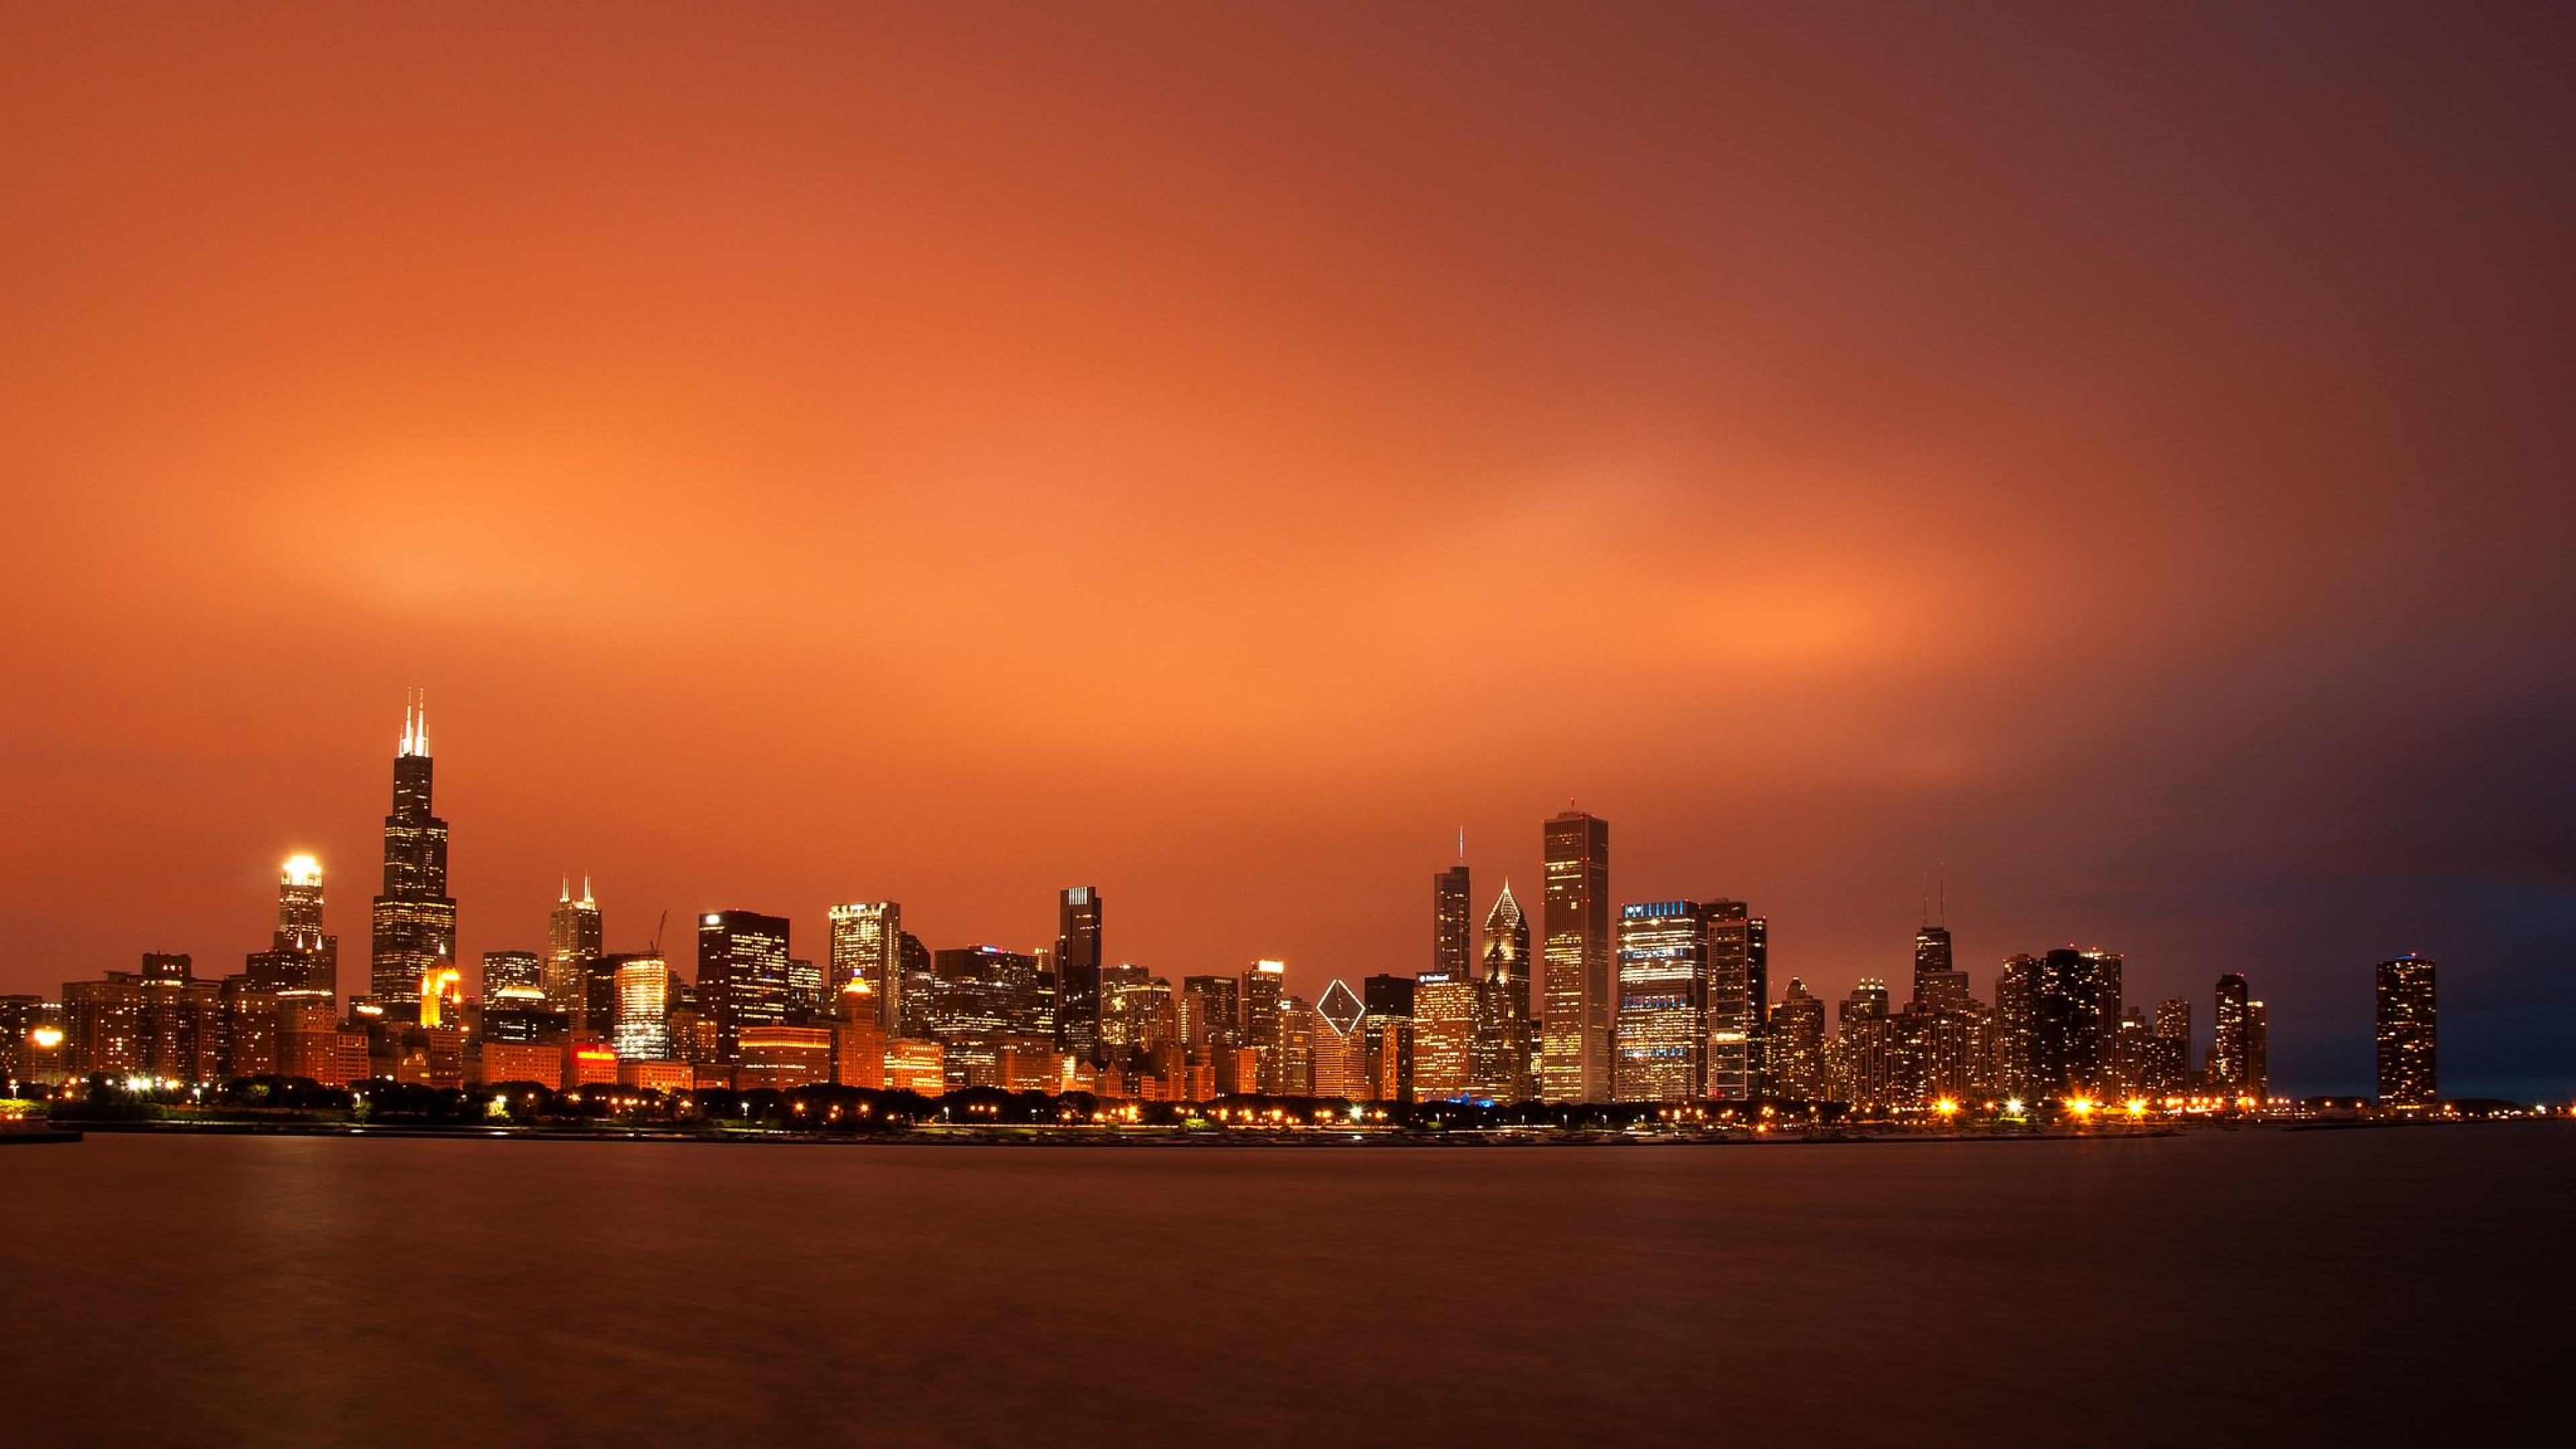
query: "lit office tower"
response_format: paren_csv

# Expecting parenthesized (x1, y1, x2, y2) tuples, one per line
(1470, 883, 1535, 1101)
(1412, 968, 1476, 1101)
(1614, 900, 1708, 1103)
(246, 855, 338, 996)
(1768, 979, 1828, 1101)
(897, 934, 935, 1039)
(1745, 915, 1770, 1091)
(1362, 973, 1415, 1103)
(929, 946, 1055, 1089)
(1182, 975, 1242, 1049)
(1313, 980, 1370, 1099)
(1992, 955, 2037, 1099)
(545, 879, 602, 1032)
(1913, 924, 1968, 1009)
(1705, 901, 1756, 1101)
(368, 691, 456, 1006)
(2029, 948, 2120, 1100)
(2148, 997, 2192, 1096)
(2246, 999, 2270, 1102)
(828, 902, 904, 1033)
(698, 910, 792, 1063)
(1243, 960, 1288, 1093)
(1056, 887, 1104, 1065)
(1541, 809, 1611, 1102)
(1433, 864, 1472, 978)
(613, 955, 672, 1060)
(1831, 979, 1896, 1108)
(2376, 955, 2438, 1110)
(482, 951, 541, 997)
(2210, 973, 2255, 1098)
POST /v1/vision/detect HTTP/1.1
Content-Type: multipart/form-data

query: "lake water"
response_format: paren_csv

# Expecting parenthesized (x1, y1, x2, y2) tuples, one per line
(4, 1127, 2563, 1446)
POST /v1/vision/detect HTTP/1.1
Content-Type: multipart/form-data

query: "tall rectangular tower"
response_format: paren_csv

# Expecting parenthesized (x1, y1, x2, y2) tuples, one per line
(2375, 955, 2437, 1109)
(1432, 864, 1472, 979)
(1057, 887, 1104, 1065)
(545, 880, 603, 1034)
(1703, 900, 1756, 1101)
(698, 910, 792, 1063)
(1540, 810, 1610, 1102)
(828, 902, 904, 1034)
(1614, 900, 1707, 1102)
(369, 691, 456, 1007)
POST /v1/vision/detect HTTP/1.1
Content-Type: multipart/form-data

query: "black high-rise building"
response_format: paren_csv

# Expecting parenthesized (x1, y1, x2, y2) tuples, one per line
(698, 910, 792, 1062)
(2028, 947, 2119, 1099)
(2210, 973, 2255, 1097)
(369, 691, 455, 1006)
(1433, 863, 1472, 979)
(1912, 924, 1967, 1009)
(1057, 887, 1104, 1064)
(2376, 955, 2438, 1109)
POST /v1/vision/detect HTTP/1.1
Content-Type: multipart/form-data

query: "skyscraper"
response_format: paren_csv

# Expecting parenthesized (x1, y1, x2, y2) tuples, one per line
(1470, 883, 1535, 1101)
(1768, 979, 1827, 1101)
(246, 855, 337, 996)
(1540, 809, 1611, 1103)
(1705, 900, 1756, 1101)
(1614, 900, 1707, 1103)
(2376, 955, 2437, 1110)
(613, 955, 673, 1060)
(1361, 973, 1415, 1104)
(482, 950, 541, 998)
(1411, 967, 1475, 1102)
(2148, 997, 2192, 1096)
(2028, 948, 2119, 1100)
(1913, 924, 1967, 1009)
(1057, 887, 1104, 1065)
(1244, 960, 1287, 1093)
(697, 910, 792, 1062)
(368, 691, 455, 1007)
(1432, 863, 1472, 978)
(2210, 973, 2255, 1098)
(1314, 979, 1369, 1099)
(545, 879, 602, 1034)
(828, 902, 904, 1034)
(928, 946, 1055, 1089)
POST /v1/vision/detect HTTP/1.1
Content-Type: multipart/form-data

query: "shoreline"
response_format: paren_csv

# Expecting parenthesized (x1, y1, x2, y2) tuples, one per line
(34, 1118, 2216, 1146)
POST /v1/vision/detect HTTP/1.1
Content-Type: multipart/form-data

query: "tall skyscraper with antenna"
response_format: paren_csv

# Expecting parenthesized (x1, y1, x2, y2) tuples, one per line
(546, 878, 603, 1033)
(1432, 861, 1472, 979)
(368, 690, 456, 1007)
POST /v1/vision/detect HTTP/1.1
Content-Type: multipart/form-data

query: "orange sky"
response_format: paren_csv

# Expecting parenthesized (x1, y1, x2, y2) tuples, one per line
(4, 4, 2571, 1093)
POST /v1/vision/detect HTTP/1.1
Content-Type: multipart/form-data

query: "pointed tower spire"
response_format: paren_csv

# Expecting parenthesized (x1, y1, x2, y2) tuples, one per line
(560, 876, 571, 904)
(582, 875, 595, 907)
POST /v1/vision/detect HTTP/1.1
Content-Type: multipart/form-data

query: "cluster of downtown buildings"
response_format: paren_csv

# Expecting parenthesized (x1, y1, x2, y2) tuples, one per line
(0, 700, 2446, 1115)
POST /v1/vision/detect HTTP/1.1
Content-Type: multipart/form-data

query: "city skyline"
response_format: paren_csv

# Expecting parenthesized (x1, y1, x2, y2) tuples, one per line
(4, 8, 2570, 1102)
(3, 697, 2469, 1102)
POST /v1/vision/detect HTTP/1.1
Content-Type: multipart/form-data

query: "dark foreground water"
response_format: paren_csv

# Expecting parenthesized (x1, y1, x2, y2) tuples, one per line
(4, 1127, 2565, 1447)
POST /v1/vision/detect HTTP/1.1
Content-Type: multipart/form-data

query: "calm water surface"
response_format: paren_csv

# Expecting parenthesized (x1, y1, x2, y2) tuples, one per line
(4, 1128, 2563, 1446)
